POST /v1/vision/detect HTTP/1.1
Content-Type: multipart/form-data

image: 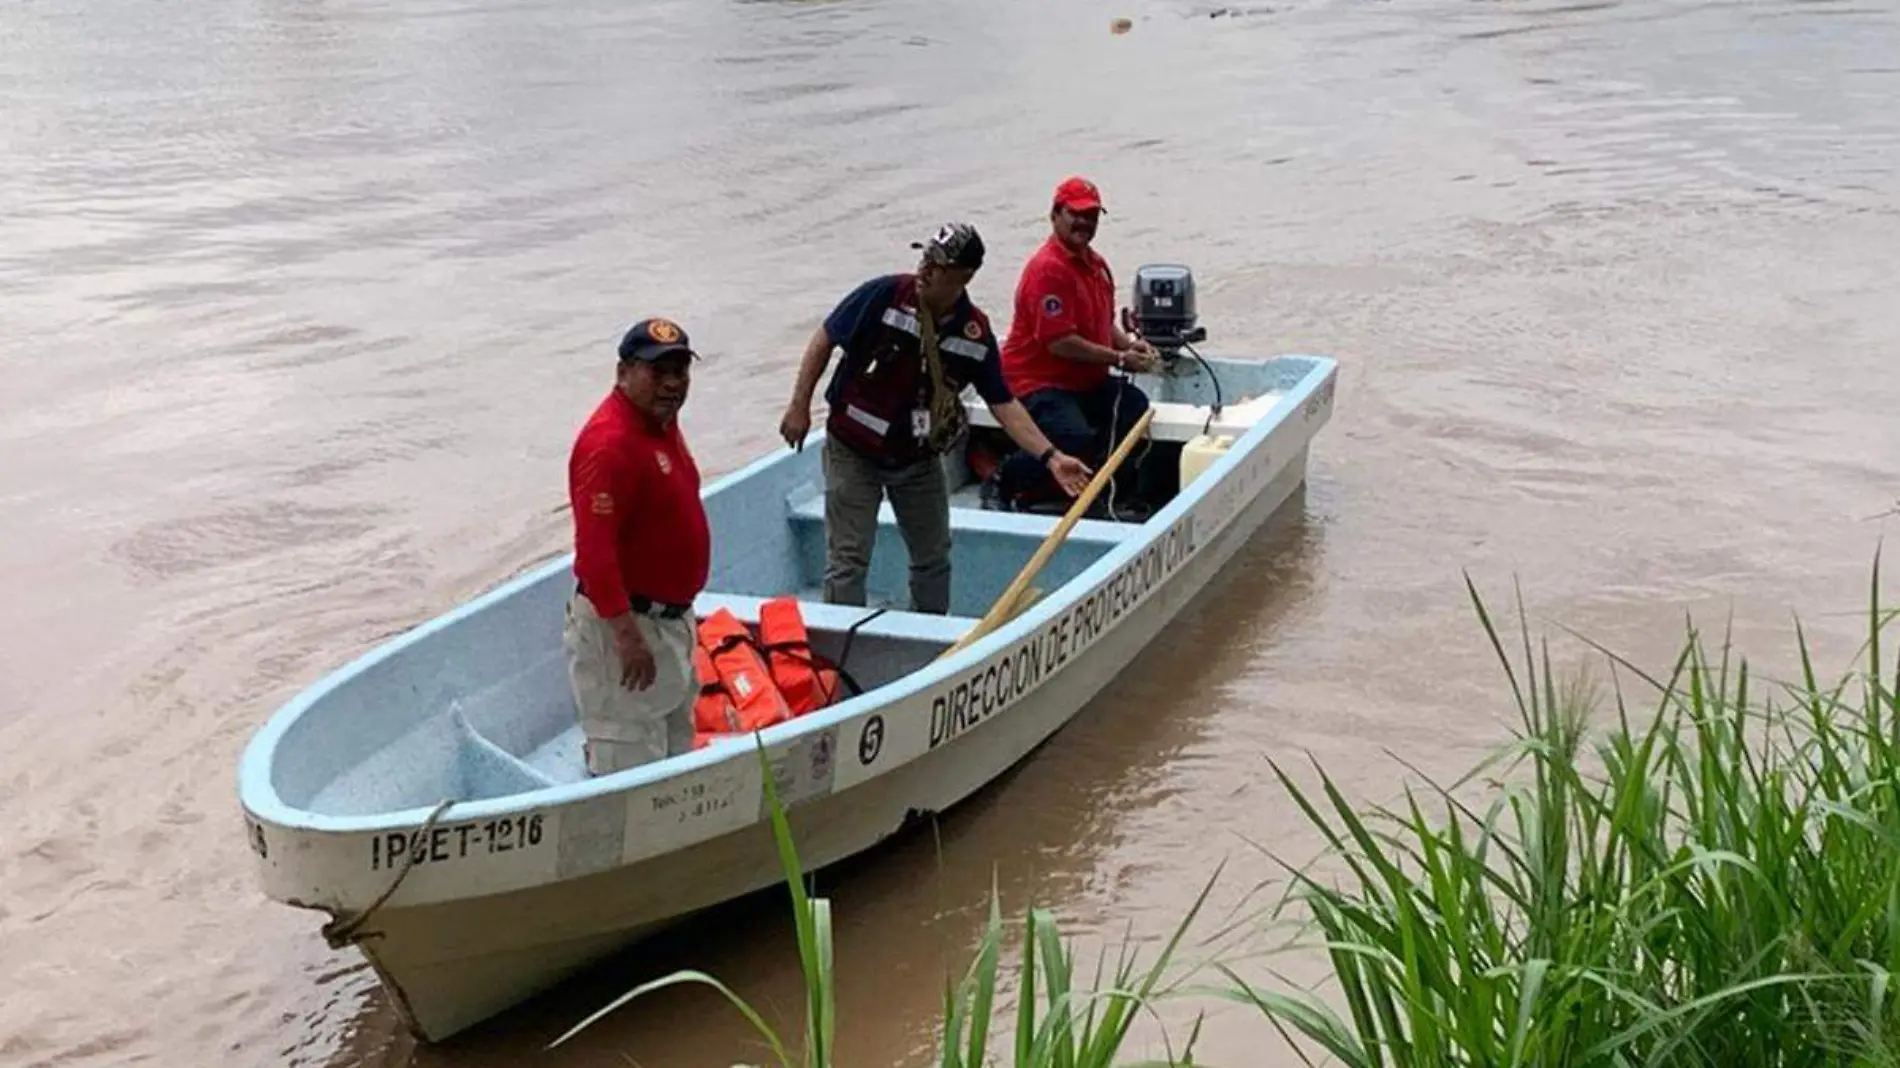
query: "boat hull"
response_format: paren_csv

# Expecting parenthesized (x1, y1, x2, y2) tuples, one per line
(356, 447, 1314, 1042)
(237, 351, 1338, 1043)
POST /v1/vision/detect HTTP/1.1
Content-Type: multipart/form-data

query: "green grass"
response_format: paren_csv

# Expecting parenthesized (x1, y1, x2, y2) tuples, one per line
(1223, 551, 1900, 1067)
(547, 735, 1226, 1067)
(549, 549, 1900, 1067)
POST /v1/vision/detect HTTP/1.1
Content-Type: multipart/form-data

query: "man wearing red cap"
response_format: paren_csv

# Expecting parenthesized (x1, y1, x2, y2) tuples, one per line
(995, 176, 1161, 516)
(564, 316, 710, 776)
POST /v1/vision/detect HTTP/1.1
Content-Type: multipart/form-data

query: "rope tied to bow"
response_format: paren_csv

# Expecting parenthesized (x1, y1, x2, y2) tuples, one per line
(320, 797, 456, 950)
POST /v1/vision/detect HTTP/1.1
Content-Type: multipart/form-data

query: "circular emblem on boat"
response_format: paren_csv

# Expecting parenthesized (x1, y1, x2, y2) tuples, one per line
(962, 320, 982, 341)
(858, 715, 885, 766)
(647, 318, 682, 343)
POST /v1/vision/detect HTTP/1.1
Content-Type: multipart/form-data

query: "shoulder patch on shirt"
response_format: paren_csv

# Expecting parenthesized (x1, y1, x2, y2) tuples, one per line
(1041, 294, 1063, 317)
(962, 319, 983, 340)
(591, 492, 615, 515)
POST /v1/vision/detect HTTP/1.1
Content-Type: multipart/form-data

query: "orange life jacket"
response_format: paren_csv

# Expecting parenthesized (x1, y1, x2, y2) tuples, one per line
(758, 596, 842, 716)
(690, 645, 740, 748)
(690, 607, 794, 749)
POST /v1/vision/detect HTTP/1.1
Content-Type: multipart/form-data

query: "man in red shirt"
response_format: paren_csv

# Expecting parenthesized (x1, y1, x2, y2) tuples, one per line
(564, 317, 711, 776)
(995, 176, 1161, 516)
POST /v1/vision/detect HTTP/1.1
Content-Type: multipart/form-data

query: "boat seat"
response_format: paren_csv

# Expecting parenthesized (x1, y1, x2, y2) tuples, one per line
(693, 590, 974, 645)
(449, 704, 559, 799)
(519, 730, 587, 784)
(960, 390, 1284, 444)
(783, 492, 1133, 548)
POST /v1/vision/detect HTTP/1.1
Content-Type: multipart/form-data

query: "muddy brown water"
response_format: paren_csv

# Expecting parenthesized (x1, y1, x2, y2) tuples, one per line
(3, 0, 1898, 1064)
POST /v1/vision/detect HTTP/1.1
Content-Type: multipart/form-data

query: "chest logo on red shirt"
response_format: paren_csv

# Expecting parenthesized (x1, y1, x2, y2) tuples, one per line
(655, 451, 673, 475)
(1042, 295, 1063, 317)
(591, 492, 615, 515)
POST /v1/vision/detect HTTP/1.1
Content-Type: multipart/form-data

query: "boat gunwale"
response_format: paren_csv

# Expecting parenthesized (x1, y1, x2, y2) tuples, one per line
(236, 353, 1338, 836)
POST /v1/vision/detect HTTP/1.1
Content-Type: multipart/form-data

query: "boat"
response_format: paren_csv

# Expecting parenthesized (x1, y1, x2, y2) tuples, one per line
(236, 280, 1339, 1043)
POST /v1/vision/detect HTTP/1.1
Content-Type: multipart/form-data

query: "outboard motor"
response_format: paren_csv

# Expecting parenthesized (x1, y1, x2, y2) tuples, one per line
(1126, 263, 1207, 359)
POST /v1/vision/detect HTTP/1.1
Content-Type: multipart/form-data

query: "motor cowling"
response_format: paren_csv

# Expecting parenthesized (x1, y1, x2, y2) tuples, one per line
(1128, 264, 1206, 356)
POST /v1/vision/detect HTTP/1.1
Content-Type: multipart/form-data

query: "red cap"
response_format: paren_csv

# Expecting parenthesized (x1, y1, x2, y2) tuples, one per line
(1053, 175, 1105, 213)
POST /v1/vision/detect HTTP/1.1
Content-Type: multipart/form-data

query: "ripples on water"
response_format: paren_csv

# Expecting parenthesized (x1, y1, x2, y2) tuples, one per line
(2, 0, 1897, 1063)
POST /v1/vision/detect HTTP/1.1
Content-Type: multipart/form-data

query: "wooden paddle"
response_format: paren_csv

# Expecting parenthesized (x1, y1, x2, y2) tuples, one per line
(937, 407, 1157, 660)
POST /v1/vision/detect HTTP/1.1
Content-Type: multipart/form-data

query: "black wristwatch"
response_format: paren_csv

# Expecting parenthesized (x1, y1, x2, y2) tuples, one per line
(1039, 446, 1057, 466)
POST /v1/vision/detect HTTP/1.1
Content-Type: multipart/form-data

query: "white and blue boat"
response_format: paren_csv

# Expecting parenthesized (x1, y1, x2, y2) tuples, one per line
(236, 275, 1339, 1042)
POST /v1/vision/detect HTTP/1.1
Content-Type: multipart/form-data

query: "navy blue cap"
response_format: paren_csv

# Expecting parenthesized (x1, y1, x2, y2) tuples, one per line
(618, 318, 697, 364)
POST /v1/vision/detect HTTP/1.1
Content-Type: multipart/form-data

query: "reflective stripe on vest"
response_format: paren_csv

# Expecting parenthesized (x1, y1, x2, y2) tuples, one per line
(826, 277, 930, 458)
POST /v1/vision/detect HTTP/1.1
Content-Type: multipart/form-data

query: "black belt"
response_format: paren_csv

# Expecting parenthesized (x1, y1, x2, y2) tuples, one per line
(577, 583, 691, 619)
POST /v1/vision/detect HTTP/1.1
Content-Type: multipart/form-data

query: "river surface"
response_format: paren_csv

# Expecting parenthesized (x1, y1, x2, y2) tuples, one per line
(3, 0, 1898, 1063)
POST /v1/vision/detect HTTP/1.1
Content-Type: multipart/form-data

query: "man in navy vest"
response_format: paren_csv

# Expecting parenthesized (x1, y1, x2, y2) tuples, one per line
(779, 222, 1093, 615)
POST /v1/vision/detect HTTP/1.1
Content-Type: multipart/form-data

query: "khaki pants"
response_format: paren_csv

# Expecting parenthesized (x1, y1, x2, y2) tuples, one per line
(822, 436, 953, 614)
(563, 593, 696, 775)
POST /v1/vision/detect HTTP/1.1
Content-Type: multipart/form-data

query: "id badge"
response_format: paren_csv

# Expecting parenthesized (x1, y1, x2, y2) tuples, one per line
(911, 409, 931, 438)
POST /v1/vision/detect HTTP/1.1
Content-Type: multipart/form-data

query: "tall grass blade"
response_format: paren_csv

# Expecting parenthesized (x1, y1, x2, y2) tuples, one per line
(1231, 556, 1900, 1068)
(547, 969, 800, 1062)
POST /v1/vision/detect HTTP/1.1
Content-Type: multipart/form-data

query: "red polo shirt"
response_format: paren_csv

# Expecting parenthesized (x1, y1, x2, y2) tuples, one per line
(1000, 235, 1118, 397)
(568, 390, 710, 615)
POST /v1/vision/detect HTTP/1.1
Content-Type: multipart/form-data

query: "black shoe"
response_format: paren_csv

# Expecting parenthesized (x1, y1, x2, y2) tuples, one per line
(979, 472, 1010, 511)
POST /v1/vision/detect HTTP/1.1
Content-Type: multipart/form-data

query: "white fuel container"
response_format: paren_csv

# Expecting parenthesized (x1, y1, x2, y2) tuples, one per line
(1178, 432, 1232, 489)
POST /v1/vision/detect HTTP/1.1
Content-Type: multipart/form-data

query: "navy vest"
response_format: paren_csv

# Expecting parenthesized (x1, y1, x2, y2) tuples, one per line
(826, 275, 996, 463)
